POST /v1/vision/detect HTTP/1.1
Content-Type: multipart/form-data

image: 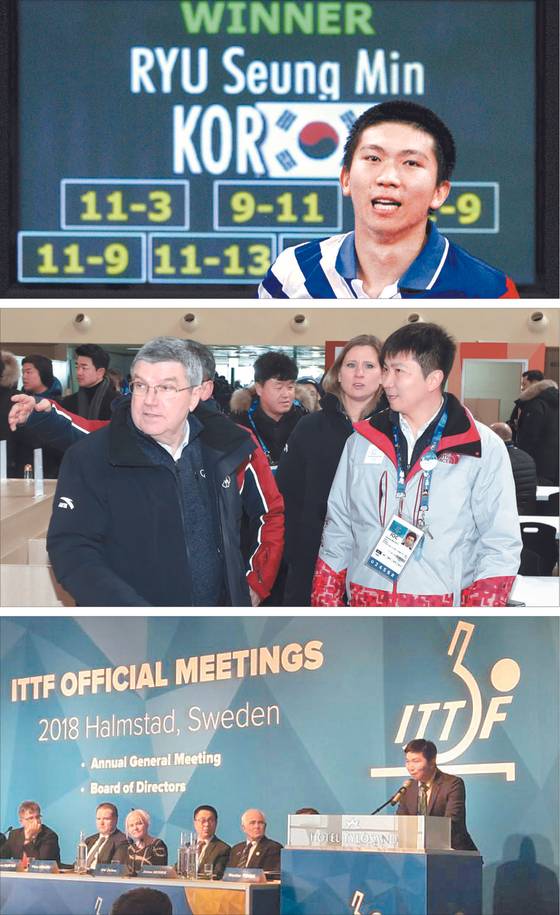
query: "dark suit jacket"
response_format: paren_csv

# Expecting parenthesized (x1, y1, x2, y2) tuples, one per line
(0, 824, 60, 863)
(197, 834, 231, 879)
(85, 828, 128, 864)
(228, 835, 283, 873)
(397, 768, 477, 851)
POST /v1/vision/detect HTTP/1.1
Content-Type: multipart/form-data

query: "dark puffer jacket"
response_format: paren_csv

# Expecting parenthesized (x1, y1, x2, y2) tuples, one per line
(510, 380, 559, 484)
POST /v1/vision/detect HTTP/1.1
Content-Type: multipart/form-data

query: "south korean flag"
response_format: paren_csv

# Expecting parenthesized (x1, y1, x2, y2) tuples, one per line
(256, 101, 372, 179)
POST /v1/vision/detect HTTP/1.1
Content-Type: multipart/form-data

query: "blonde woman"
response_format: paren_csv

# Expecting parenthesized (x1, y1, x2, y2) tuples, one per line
(115, 809, 167, 874)
(276, 335, 384, 605)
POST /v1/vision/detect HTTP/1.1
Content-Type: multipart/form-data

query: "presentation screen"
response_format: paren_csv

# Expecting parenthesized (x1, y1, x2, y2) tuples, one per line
(11, 0, 541, 293)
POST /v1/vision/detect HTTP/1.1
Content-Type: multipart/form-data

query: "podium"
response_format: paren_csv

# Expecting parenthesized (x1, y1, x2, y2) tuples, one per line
(281, 814, 482, 915)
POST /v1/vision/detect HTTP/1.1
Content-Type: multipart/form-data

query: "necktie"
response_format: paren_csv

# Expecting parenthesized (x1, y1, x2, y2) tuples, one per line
(238, 842, 252, 868)
(87, 835, 106, 868)
(418, 782, 428, 816)
(197, 841, 206, 865)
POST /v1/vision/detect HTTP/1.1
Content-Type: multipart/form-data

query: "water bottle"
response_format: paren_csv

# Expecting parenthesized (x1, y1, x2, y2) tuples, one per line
(75, 831, 87, 874)
(177, 831, 188, 876)
(185, 837, 198, 880)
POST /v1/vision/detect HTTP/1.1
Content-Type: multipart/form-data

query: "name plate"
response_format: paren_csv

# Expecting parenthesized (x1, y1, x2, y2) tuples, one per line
(28, 860, 59, 873)
(287, 814, 451, 851)
(95, 863, 127, 876)
(0, 859, 22, 871)
(223, 867, 266, 883)
(138, 865, 177, 879)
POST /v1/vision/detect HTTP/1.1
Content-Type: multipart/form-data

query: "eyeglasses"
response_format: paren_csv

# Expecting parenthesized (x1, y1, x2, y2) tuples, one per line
(129, 381, 196, 399)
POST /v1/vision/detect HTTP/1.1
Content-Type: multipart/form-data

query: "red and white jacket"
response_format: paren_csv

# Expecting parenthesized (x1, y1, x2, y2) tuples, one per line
(312, 396, 521, 607)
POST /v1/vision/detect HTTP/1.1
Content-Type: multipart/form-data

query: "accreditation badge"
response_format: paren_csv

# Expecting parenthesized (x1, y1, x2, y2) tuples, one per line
(365, 515, 424, 581)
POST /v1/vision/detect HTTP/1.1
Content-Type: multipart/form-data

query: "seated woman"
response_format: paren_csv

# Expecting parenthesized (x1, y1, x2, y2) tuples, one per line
(115, 809, 167, 874)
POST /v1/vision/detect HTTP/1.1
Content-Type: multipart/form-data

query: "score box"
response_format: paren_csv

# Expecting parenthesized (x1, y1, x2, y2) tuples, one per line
(61, 179, 189, 230)
(430, 182, 499, 233)
(149, 233, 276, 284)
(18, 232, 146, 283)
(214, 180, 342, 232)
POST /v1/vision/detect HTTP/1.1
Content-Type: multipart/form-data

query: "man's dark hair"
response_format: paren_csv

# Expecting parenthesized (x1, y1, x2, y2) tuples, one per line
(404, 738, 437, 761)
(194, 804, 218, 820)
(522, 370, 544, 382)
(254, 351, 298, 384)
(295, 807, 319, 815)
(110, 888, 172, 915)
(75, 343, 110, 371)
(342, 100, 456, 184)
(96, 802, 118, 818)
(185, 341, 216, 382)
(381, 323, 456, 386)
(22, 354, 54, 388)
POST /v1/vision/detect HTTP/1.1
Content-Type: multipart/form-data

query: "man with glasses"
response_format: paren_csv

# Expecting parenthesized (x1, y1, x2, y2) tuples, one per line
(0, 801, 60, 864)
(192, 805, 230, 879)
(44, 336, 263, 606)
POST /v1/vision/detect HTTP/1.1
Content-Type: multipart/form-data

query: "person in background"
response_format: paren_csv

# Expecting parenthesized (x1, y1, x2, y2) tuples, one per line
(114, 809, 167, 873)
(18, 353, 63, 478)
(192, 804, 230, 879)
(0, 351, 20, 477)
(107, 368, 127, 394)
(0, 801, 60, 864)
(61, 343, 117, 420)
(509, 370, 559, 485)
(231, 352, 307, 471)
(227, 808, 283, 874)
(296, 377, 322, 412)
(276, 335, 384, 606)
(110, 888, 172, 915)
(397, 739, 477, 851)
(490, 422, 537, 514)
(21, 355, 62, 400)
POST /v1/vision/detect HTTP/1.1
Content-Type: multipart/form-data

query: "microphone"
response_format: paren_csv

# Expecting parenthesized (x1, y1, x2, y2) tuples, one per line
(371, 780, 412, 816)
(389, 779, 412, 806)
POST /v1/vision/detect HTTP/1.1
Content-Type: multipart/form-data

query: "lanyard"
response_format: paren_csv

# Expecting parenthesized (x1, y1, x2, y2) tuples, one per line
(391, 407, 448, 528)
(247, 400, 276, 468)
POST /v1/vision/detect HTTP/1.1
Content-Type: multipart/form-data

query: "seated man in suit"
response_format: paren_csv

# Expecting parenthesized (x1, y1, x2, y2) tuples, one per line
(85, 802, 128, 868)
(397, 739, 477, 851)
(0, 800, 60, 863)
(193, 804, 230, 879)
(228, 808, 283, 874)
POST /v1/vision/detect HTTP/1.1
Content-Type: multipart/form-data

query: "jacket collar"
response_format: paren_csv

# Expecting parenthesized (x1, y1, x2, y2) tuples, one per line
(108, 397, 256, 469)
(355, 393, 482, 472)
(516, 379, 558, 403)
(335, 222, 449, 292)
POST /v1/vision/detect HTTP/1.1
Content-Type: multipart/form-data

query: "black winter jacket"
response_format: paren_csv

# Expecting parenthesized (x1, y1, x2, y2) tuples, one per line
(233, 400, 307, 466)
(510, 380, 559, 484)
(47, 399, 254, 606)
(505, 442, 537, 514)
(276, 392, 385, 606)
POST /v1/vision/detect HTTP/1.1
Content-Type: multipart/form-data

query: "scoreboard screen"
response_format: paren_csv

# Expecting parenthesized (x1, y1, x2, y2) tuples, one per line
(6, 0, 553, 295)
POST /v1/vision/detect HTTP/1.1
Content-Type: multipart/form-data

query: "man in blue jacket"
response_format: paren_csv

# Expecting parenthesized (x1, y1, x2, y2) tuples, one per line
(46, 336, 257, 606)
